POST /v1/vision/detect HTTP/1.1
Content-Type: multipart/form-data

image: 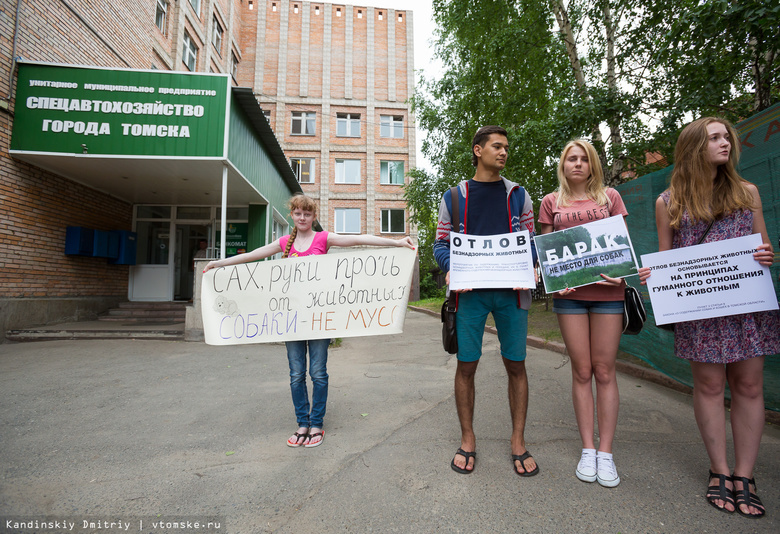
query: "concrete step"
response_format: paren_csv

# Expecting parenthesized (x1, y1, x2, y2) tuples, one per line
(98, 302, 187, 323)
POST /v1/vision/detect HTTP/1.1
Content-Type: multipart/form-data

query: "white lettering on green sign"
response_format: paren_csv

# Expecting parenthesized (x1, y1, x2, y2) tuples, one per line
(42, 119, 110, 136)
(120, 123, 191, 138)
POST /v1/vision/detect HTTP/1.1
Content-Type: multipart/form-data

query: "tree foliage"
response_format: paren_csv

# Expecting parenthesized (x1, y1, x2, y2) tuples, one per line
(406, 0, 780, 272)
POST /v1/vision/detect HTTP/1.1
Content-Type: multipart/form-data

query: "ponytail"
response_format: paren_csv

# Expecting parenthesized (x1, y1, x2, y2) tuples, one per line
(282, 227, 297, 259)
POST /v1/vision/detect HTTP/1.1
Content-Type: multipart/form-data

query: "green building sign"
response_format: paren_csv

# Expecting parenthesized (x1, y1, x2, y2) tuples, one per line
(11, 63, 229, 158)
(215, 223, 248, 257)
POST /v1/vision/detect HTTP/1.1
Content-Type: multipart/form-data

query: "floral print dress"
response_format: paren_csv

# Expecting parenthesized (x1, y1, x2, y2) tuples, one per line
(661, 191, 780, 363)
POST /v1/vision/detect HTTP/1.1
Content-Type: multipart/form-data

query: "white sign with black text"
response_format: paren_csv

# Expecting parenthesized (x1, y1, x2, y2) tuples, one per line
(641, 234, 778, 325)
(448, 231, 535, 291)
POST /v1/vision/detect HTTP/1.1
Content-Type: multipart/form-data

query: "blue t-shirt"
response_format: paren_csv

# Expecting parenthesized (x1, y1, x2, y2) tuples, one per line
(466, 179, 509, 235)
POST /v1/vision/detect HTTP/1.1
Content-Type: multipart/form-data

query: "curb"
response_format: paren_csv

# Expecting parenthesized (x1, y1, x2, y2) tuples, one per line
(407, 305, 779, 426)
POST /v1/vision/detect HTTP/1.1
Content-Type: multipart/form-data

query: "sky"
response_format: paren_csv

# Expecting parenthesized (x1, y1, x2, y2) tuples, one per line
(355, 0, 440, 171)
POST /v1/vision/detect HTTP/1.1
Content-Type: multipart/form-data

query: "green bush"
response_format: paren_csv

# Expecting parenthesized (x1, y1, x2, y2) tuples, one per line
(419, 270, 446, 300)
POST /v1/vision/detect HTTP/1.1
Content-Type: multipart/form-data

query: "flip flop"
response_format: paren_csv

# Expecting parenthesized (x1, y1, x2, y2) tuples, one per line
(286, 429, 309, 448)
(304, 431, 324, 448)
(512, 451, 539, 477)
(451, 448, 476, 474)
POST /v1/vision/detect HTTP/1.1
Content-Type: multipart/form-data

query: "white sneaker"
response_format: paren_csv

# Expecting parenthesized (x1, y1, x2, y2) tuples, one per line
(576, 448, 597, 482)
(596, 451, 620, 487)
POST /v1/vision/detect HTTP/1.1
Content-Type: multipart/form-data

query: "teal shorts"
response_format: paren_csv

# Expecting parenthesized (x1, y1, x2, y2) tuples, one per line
(455, 290, 528, 362)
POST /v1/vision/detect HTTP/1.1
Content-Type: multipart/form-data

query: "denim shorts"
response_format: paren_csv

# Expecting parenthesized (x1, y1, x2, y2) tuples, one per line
(552, 298, 624, 315)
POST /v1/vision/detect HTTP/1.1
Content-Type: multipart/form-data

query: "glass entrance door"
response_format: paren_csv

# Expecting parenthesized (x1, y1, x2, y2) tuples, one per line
(174, 224, 209, 301)
(131, 219, 173, 301)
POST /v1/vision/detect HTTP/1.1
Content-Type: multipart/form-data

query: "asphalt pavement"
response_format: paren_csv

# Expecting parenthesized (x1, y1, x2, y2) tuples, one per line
(1, 309, 778, 533)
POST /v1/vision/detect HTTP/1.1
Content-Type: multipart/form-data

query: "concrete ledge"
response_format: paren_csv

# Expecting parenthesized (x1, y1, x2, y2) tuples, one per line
(0, 296, 125, 343)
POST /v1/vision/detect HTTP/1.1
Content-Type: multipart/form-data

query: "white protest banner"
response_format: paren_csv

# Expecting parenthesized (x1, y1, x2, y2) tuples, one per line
(448, 231, 535, 290)
(201, 247, 416, 345)
(534, 215, 639, 293)
(641, 234, 778, 325)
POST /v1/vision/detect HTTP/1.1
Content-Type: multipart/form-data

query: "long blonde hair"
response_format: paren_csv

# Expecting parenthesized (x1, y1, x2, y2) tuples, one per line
(282, 194, 319, 258)
(555, 139, 610, 208)
(667, 117, 754, 229)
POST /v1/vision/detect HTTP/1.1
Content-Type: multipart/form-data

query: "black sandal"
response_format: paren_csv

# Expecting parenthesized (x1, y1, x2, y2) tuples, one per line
(733, 475, 766, 519)
(450, 448, 476, 474)
(511, 451, 539, 477)
(705, 470, 735, 514)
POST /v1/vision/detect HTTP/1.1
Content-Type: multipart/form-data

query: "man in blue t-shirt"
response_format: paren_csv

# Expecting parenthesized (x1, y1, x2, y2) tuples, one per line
(433, 125, 539, 477)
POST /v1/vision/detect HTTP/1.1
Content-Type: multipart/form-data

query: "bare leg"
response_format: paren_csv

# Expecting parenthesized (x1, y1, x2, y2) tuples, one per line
(727, 356, 765, 516)
(453, 359, 479, 471)
(588, 313, 622, 454)
(557, 313, 596, 449)
(504, 358, 537, 474)
(690, 361, 734, 512)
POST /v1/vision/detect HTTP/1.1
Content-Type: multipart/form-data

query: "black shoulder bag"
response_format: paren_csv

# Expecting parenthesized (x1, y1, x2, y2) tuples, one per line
(441, 187, 460, 354)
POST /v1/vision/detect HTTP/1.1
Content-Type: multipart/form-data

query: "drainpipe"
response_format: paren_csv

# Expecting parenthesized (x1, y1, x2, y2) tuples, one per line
(1, 0, 24, 113)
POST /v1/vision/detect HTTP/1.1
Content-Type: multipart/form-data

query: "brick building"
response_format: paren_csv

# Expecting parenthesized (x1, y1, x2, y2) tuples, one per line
(0, 1, 301, 339)
(239, 1, 416, 238)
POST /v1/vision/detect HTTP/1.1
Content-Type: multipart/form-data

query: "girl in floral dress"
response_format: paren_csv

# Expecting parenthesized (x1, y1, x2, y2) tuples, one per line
(640, 117, 779, 518)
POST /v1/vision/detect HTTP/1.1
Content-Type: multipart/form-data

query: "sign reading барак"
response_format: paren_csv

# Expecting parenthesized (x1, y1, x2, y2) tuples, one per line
(535, 215, 639, 293)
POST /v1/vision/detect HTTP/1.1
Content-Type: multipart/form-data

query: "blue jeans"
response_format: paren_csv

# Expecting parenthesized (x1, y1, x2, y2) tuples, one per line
(285, 339, 330, 428)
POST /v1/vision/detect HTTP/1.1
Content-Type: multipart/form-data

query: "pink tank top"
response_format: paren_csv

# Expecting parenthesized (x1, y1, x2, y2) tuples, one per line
(279, 231, 329, 257)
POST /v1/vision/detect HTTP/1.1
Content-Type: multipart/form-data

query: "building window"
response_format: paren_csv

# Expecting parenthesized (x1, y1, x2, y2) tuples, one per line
(357, 10, 362, 19)
(249, 1, 254, 10)
(291, 158, 315, 183)
(189, 0, 201, 16)
(155, 0, 167, 33)
(398, 13, 404, 22)
(293, 4, 299, 14)
(272, 3, 277, 12)
(380, 161, 405, 185)
(336, 113, 361, 137)
(183, 32, 198, 71)
(212, 17, 224, 55)
(336, 8, 341, 17)
(335, 159, 361, 184)
(291, 111, 316, 135)
(271, 217, 286, 259)
(335, 208, 360, 234)
(262, 109, 271, 122)
(230, 52, 239, 80)
(378, 11, 383, 21)
(381, 209, 405, 233)
(380, 115, 404, 138)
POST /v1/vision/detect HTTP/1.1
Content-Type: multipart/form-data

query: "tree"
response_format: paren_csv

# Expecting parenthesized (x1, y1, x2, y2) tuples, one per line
(638, 0, 780, 120)
(406, 0, 779, 274)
